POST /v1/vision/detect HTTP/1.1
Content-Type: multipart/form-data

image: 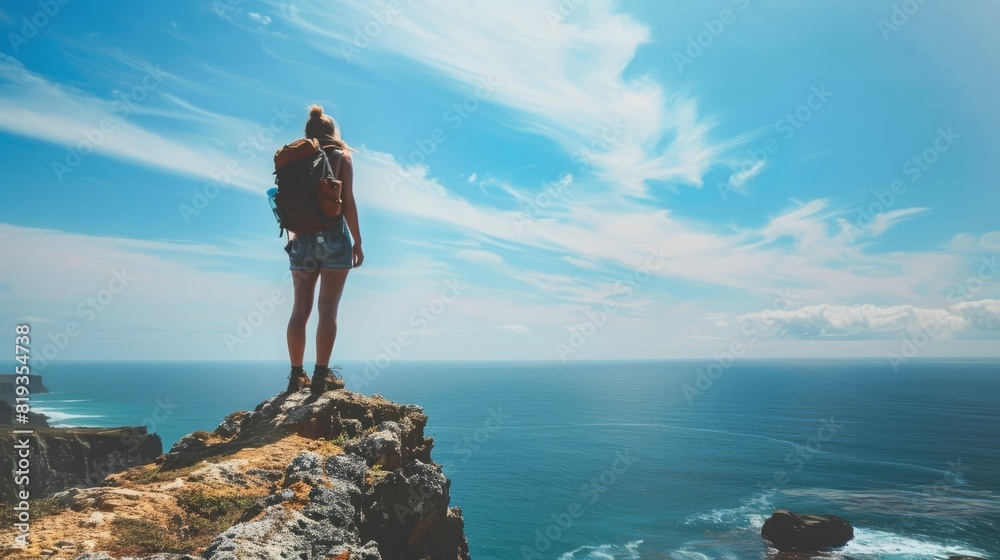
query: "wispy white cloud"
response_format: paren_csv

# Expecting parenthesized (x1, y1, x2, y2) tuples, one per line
(270, 0, 728, 195)
(496, 324, 531, 334)
(248, 12, 272, 25)
(726, 159, 765, 194)
(946, 231, 1000, 254)
(455, 248, 505, 265)
(703, 313, 729, 327)
(865, 208, 930, 237)
(560, 255, 603, 270)
(839, 207, 931, 242)
(0, 54, 270, 190)
(355, 149, 957, 303)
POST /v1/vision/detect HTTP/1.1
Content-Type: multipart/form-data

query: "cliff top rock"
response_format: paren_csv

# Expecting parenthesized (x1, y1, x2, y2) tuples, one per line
(1, 389, 470, 560)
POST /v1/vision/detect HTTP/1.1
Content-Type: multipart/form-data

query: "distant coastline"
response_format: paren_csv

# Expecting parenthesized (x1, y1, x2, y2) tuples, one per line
(0, 374, 50, 402)
(0, 374, 50, 426)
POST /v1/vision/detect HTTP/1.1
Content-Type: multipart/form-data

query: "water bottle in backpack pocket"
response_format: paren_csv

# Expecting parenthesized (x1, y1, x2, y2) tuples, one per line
(267, 188, 281, 224)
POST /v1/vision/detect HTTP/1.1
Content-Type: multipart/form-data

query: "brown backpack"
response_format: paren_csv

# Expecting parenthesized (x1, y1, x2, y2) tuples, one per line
(272, 138, 343, 235)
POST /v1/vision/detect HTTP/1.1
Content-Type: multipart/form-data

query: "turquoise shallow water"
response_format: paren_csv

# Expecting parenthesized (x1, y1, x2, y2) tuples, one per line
(31, 359, 1000, 559)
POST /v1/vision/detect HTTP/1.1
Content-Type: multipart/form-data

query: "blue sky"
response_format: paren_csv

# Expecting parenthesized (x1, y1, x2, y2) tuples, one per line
(1, 0, 998, 364)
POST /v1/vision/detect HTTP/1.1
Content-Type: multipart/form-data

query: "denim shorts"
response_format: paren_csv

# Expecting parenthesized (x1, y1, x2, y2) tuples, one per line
(285, 219, 353, 270)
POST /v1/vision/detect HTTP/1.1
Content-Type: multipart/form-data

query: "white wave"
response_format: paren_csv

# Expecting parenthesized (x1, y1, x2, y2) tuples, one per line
(684, 493, 772, 529)
(37, 399, 93, 403)
(32, 408, 106, 422)
(558, 540, 642, 560)
(667, 550, 711, 560)
(669, 547, 742, 560)
(838, 527, 987, 558)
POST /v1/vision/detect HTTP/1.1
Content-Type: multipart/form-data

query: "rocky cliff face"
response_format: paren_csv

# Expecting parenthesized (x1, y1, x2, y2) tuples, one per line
(0, 400, 50, 427)
(0, 425, 161, 503)
(0, 374, 50, 426)
(0, 374, 50, 404)
(2, 390, 471, 560)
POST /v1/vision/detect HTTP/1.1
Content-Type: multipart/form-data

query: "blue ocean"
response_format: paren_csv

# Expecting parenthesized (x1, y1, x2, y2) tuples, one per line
(32, 359, 1000, 559)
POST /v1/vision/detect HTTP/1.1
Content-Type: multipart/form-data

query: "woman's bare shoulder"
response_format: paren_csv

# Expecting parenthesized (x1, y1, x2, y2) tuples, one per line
(340, 150, 354, 170)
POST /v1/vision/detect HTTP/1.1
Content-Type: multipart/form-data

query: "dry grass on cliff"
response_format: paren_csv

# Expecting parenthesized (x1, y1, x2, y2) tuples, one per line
(1, 435, 344, 559)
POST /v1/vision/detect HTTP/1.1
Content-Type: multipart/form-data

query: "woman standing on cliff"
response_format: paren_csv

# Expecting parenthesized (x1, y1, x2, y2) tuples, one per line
(284, 105, 364, 394)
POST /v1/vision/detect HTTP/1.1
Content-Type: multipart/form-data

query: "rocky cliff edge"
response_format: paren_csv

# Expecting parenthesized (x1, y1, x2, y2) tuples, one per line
(2, 389, 471, 560)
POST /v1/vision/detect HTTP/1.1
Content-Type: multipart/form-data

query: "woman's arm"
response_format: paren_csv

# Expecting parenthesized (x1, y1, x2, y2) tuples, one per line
(339, 152, 364, 267)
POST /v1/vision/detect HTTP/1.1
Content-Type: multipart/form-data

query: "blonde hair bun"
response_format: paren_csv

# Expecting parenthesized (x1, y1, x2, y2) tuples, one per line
(309, 104, 324, 119)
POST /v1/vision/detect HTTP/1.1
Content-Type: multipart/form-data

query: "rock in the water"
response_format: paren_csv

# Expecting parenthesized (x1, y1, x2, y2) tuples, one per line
(761, 509, 854, 551)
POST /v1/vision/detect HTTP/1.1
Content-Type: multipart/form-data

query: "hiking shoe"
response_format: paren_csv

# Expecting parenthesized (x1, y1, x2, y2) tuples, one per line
(286, 368, 311, 393)
(311, 365, 346, 394)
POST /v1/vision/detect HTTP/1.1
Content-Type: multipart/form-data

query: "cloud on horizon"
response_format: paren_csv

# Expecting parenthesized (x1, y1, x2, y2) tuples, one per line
(741, 300, 1000, 339)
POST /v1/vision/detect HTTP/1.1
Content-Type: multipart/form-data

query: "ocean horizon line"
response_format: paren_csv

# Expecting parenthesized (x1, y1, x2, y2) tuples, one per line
(27, 356, 1000, 365)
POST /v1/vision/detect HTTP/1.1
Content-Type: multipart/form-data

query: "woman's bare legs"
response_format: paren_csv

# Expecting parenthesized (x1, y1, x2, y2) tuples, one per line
(316, 268, 350, 366)
(287, 269, 320, 366)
